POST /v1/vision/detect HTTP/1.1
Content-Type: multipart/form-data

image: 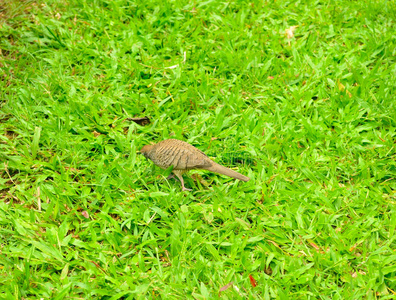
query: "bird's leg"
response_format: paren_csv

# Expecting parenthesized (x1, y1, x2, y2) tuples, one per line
(166, 173, 175, 180)
(174, 172, 192, 191)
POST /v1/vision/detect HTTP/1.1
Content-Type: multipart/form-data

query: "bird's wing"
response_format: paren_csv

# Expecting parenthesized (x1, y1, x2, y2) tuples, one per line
(173, 148, 212, 170)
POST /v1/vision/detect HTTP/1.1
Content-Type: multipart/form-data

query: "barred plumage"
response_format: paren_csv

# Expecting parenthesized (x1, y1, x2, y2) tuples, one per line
(141, 139, 250, 191)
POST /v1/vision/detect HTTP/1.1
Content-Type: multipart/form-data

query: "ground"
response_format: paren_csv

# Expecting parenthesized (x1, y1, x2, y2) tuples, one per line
(1, 0, 396, 298)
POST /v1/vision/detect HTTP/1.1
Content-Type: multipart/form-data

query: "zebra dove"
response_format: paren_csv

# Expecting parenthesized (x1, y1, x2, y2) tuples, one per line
(140, 139, 250, 191)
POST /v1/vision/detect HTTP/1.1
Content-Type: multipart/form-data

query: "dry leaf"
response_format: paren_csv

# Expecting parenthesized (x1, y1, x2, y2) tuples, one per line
(359, 270, 367, 275)
(191, 173, 209, 186)
(267, 239, 281, 249)
(337, 80, 352, 98)
(308, 240, 320, 250)
(36, 186, 41, 211)
(92, 131, 101, 137)
(338, 80, 346, 91)
(349, 243, 357, 252)
(285, 26, 298, 39)
(82, 211, 89, 218)
(127, 116, 150, 126)
(64, 166, 80, 173)
(264, 266, 273, 275)
(219, 282, 233, 296)
(249, 275, 257, 287)
(91, 260, 101, 269)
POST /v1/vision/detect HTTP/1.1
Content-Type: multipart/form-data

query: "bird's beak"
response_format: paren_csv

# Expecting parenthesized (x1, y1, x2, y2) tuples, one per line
(140, 152, 148, 159)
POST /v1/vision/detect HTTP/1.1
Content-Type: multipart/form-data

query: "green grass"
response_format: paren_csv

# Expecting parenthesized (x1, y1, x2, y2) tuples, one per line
(1, 0, 396, 298)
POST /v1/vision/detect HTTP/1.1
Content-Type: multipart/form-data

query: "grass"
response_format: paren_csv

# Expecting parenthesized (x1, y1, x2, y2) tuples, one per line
(1, 0, 396, 298)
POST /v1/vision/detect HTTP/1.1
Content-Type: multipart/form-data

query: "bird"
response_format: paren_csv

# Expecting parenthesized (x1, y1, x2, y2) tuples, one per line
(140, 139, 250, 191)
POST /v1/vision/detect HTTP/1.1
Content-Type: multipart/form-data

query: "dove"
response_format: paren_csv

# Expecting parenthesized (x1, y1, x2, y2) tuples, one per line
(141, 139, 250, 191)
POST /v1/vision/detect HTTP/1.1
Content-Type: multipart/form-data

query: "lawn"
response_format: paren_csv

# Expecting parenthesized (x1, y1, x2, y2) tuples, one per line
(1, 0, 396, 298)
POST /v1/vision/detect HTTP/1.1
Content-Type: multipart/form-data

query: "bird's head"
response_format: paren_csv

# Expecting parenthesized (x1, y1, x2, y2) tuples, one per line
(140, 144, 154, 159)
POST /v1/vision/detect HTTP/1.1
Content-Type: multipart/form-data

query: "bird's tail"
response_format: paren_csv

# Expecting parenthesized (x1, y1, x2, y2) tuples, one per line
(206, 162, 250, 182)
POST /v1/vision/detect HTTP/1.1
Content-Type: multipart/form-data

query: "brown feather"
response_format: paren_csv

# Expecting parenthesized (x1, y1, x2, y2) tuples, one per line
(141, 139, 250, 191)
